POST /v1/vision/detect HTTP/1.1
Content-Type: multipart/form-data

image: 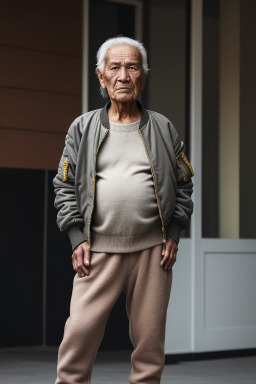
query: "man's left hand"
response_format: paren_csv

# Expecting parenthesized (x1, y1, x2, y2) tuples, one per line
(160, 237, 178, 271)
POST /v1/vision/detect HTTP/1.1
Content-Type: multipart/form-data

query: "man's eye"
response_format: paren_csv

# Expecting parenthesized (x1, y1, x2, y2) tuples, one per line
(129, 66, 136, 70)
(111, 67, 118, 70)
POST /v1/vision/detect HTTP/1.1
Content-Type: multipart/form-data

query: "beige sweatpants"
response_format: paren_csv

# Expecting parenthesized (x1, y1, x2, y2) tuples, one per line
(55, 243, 173, 384)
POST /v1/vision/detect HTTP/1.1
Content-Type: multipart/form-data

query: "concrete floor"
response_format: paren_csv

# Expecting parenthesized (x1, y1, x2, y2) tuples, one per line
(0, 347, 256, 384)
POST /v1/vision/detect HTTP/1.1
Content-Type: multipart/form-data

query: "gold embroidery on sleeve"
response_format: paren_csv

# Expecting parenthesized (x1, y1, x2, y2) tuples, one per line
(181, 153, 194, 176)
(62, 159, 69, 182)
(176, 153, 194, 182)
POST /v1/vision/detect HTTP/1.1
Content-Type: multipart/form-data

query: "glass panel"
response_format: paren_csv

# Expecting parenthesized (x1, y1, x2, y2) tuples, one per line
(144, 0, 191, 238)
(202, 0, 256, 238)
(89, 0, 135, 111)
(202, 0, 220, 237)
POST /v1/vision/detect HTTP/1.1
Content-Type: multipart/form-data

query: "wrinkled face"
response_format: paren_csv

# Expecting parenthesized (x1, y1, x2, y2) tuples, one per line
(97, 45, 146, 103)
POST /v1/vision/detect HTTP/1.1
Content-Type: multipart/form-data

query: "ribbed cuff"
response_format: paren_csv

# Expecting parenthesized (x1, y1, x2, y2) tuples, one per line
(67, 224, 87, 251)
(166, 218, 184, 244)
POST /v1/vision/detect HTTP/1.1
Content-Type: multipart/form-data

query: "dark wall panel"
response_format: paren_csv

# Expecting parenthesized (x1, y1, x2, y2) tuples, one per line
(46, 170, 74, 345)
(0, 168, 44, 347)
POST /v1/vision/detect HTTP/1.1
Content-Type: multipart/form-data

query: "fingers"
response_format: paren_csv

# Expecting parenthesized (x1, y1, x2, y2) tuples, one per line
(160, 238, 178, 271)
(72, 241, 90, 277)
(160, 243, 169, 268)
(83, 242, 90, 268)
(166, 244, 177, 271)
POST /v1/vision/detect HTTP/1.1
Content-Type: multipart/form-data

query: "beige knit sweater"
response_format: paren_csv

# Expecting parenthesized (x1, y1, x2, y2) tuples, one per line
(90, 119, 163, 253)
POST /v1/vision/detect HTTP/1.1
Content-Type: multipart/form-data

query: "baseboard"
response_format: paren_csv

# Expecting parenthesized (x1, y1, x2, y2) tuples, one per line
(165, 348, 256, 364)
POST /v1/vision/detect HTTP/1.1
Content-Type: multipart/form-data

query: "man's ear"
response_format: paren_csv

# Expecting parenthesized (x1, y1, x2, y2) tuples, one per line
(96, 69, 106, 89)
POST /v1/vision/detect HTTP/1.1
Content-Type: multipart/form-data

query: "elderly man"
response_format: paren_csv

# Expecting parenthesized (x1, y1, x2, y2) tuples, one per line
(53, 36, 194, 384)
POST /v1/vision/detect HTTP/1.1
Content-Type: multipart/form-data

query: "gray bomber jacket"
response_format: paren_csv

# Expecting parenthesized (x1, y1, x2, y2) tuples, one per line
(53, 101, 194, 251)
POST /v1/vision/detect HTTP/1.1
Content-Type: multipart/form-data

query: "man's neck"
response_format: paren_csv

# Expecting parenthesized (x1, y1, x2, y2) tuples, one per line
(108, 100, 141, 124)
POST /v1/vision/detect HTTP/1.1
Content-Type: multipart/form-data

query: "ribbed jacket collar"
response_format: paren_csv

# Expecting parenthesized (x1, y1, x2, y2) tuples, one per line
(100, 99, 149, 130)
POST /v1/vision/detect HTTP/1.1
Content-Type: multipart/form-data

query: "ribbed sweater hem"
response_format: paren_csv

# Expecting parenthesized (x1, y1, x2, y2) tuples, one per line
(89, 225, 163, 253)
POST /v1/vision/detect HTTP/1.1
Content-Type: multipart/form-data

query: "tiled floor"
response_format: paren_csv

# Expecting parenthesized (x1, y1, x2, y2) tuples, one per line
(0, 347, 255, 384)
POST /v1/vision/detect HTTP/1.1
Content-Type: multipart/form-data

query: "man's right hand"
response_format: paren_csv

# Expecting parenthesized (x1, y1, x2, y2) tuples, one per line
(72, 241, 90, 277)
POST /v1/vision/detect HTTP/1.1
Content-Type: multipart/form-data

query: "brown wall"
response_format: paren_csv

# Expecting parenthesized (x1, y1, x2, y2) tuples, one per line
(0, 0, 82, 170)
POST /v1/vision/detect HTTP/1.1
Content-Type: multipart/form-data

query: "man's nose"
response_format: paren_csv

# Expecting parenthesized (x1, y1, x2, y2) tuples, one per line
(118, 66, 130, 81)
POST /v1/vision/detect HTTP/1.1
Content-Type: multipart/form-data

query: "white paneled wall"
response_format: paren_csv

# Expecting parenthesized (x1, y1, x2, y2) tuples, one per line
(166, 237, 256, 353)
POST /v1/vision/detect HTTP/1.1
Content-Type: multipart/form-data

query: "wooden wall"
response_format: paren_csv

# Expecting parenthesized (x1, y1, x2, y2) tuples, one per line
(0, 0, 82, 170)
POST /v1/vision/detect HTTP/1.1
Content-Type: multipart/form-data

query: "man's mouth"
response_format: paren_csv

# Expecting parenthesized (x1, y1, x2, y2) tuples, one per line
(116, 88, 132, 91)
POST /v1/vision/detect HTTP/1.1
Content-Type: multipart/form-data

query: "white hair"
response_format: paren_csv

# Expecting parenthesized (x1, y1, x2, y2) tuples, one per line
(96, 36, 149, 98)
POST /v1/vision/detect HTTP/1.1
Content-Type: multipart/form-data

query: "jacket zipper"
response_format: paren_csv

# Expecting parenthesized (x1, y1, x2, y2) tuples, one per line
(87, 129, 109, 246)
(138, 129, 166, 244)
